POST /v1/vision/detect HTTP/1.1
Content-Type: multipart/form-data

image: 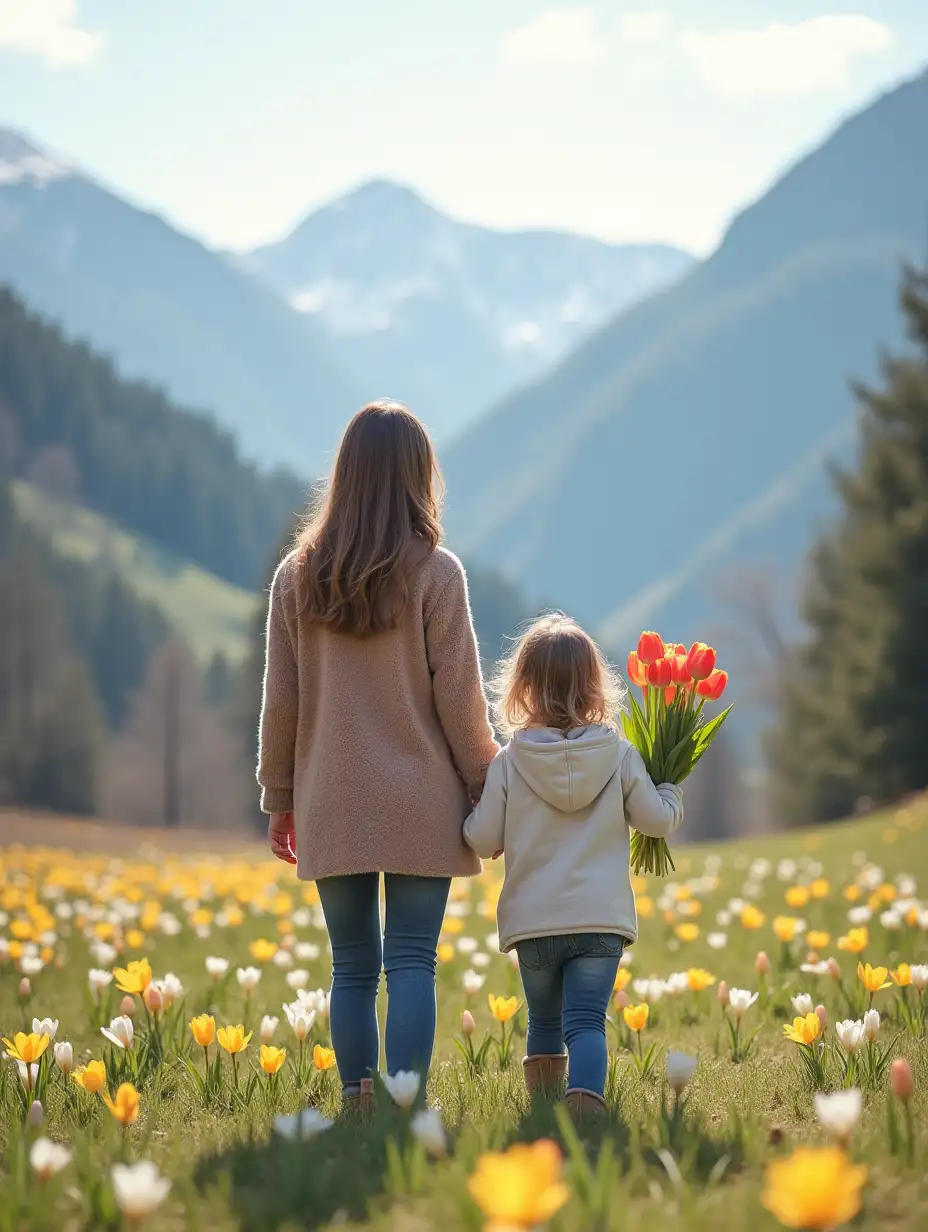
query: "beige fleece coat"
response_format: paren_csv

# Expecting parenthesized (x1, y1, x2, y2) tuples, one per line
(257, 545, 499, 881)
(463, 726, 684, 951)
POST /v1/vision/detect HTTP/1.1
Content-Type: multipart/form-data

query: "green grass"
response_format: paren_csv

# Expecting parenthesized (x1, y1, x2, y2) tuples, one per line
(12, 480, 259, 664)
(0, 804, 927, 1230)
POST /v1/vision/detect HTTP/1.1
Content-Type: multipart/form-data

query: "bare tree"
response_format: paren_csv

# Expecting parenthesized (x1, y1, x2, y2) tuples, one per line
(103, 639, 251, 830)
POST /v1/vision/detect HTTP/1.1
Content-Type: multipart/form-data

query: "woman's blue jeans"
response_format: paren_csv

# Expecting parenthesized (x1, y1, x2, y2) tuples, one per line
(516, 933, 624, 1096)
(316, 872, 451, 1095)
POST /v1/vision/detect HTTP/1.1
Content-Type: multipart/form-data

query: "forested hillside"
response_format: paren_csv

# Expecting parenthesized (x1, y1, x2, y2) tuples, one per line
(0, 288, 306, 590)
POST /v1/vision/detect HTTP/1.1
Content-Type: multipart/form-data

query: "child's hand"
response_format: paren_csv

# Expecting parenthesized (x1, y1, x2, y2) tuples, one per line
(268, 812, 297, 865)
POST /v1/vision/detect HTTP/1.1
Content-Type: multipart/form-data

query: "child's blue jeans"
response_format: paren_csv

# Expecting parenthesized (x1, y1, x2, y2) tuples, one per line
(316, 872, 451, 1095)
(515, 933, 624, 1096)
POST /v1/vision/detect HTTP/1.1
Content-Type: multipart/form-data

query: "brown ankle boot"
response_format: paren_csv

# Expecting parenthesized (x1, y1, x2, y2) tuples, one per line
(566, 1087, 606, 1122)
(342, 1077, 375, 1116)
(522, 1053, 568, 1098)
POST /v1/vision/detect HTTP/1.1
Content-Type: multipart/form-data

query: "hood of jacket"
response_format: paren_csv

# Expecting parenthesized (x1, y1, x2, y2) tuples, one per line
(507, 725, 621, 814)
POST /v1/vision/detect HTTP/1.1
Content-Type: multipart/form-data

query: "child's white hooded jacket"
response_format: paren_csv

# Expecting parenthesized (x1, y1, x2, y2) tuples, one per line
(463, 725, 684, 951)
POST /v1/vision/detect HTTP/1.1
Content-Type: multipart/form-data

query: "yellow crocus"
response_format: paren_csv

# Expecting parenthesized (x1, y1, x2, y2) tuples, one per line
(467, 1138, 570, 1230)
(773, 916, 801, 943)
(313, 1044, 336, 1071)
(103, 1082, 140, 1125)
(623, 1003, 649, 1033)
(806, 931, 831, 951)
(857, 962, 891, 993)
(217, 1025, 253, 1055)
(260, 1045, 287, 1075)
(189, 1014, 216, 1048)
(890, 963, 912, 987)
(636, 895, 655, 918)
(740, 905, 766, 930)
(783, 1013, 821, 1045)
(442, 917, 465, 936)
(762, 1146, 867, 1230)
(675, 923, 700, 942)
(113, 958, 152, 995)
(2, 1031, 50, 1064)
(613, 968, 632, 992)
(837, 928, 868, 954)
(437, 942, 455, 963)
(72, 1060, 107, 1093)
(785, 886, 810, 909)
(488, 994, 521, 1023)
(810, 878, 830, 899)
(124, 929, 145, 950)
(687, 968, 715, 992)
(248, 939, 277, 963)
(843, 885, 862, 902)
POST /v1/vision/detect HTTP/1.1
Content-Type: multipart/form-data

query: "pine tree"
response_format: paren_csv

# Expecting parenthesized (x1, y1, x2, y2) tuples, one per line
(770, 265, 928, 822)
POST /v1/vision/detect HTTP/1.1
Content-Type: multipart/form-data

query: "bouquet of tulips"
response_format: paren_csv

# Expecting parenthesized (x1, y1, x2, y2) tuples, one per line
(624, 632, 731, 876)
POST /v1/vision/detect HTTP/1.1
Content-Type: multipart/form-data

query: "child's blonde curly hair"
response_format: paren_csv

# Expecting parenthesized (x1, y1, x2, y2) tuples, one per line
(491, 613, 626, 738)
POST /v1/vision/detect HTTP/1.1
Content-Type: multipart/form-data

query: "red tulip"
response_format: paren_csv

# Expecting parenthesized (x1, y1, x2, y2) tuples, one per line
(696, 669, 727, 701)
(647, 656, 673, 688)
(664, 686, 677, 706)
(670, 653, 692, 685)
(686, 642, 717, 681)
(637, 631, 665, 666)
(626, 651, 647, 688)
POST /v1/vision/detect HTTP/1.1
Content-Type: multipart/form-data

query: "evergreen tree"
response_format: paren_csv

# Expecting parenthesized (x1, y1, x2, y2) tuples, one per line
(769, 265, 928, 822)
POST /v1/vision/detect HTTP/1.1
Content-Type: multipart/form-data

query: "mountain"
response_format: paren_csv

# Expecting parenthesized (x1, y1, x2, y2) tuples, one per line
(0, 129, 359, 472)
(245, 181, 693, 440)
(441, 69, 928, 662)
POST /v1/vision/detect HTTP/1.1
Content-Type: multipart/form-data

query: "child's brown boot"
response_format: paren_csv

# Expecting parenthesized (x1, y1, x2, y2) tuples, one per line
(565, 1087, 606, 1123)
(522, 1053, 568, 1098)
(342, 1077, 375, 1117)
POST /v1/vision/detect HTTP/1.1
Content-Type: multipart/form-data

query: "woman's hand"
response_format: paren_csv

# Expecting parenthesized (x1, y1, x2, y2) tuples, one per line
(268, 812, 297, 865)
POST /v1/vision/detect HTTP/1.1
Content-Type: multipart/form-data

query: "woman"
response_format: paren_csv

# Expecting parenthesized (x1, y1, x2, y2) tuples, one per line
(258, 400, 499, 1109)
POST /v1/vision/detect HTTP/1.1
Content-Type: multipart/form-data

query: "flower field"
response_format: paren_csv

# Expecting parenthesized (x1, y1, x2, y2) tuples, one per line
(1, 803, 926, 1232)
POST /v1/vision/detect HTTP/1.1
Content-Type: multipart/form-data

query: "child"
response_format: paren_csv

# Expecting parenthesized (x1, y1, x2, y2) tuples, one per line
(463, 614, 683, 1120)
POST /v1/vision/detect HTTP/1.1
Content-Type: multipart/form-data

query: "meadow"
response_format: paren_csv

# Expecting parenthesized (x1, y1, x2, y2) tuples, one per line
(0, 803, 926, 1232)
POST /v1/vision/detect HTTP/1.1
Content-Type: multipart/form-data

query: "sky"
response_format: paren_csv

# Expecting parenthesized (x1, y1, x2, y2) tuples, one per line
(0, 1, 926, 257)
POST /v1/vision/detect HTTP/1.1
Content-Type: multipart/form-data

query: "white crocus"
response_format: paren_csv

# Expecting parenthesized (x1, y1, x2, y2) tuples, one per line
(727, 989, 759, 1020)
(909, 964, 928, 990)
(88, 969, 113, 998)
(801, 961, 831, 976)
(156, 973, 183, 1009)
(273, 1108, 333, 1140)
(53, 1041, 73, 1074)
(791, 994, 815, 1017)
(101, 1015, 135, 1050)
(111, 1161, 171, 1220)
(283, 1001, 316, 1041)
(260, 1015, 279, 1044)
(848, 906, 873, 926)
(666, 1051, 697, 1096)
(880, 910, 903, 931)
(294, 941, 320, 961)
(835, 1019, 864, 1053)
(383, 1070, 420, 1109)
(707, 933, 728, 950)
(666, 972, 689, 997)
(863, 1009, 881, 1042)
(236, 967, 261, 992)
(30, 1137, 72, 1179)
(20, 956, 44, 977)
(32, 1017, 58, 1041)
(206, 956, 230, 980)
(472, 952, 491, 969)
(286, 969, 309, 990)
(410, 1109, 447, 1157)
(814, 1089, 862, 1144)
(457, 936, 478, 955)
(462, 970, 485, 996)
(273, 949, 294, 969)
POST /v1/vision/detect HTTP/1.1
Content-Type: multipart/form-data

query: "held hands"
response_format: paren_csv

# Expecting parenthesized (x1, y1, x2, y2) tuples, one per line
(268, 811, 297, 865)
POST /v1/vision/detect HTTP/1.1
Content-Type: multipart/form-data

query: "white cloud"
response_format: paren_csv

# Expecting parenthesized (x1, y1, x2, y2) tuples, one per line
(500, 9, 604, 67)
(618, 11, 674, 45)
(681, 15, 893, 98)
(0, 0, 104, 67)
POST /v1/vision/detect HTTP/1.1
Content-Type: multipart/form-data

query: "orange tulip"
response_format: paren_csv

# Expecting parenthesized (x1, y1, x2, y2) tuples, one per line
(670, 653, 692, 685)
(664, 686, 677, 705)
(696, 669, 727, 701)
(686, 642, 717, 681)
(647, 657, 673, 688)
(626, 651, 647, 688)
(637, 631, 665, 666)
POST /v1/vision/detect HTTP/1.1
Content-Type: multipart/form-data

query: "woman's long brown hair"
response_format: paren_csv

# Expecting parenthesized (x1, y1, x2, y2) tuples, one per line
(295, 400, 442, 635)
